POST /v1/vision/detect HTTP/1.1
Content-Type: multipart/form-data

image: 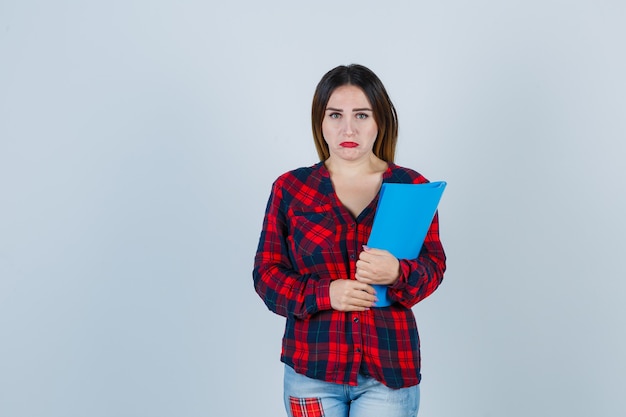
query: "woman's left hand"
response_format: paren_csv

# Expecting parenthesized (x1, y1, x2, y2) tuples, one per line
(355, 246, 400, 286)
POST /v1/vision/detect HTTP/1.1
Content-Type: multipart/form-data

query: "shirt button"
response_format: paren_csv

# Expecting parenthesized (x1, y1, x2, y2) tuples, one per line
(355, 348, 361, 353)
(353, 317, 359, 323)
(350, 253, 355, 260)
(349, 223, 356, 229)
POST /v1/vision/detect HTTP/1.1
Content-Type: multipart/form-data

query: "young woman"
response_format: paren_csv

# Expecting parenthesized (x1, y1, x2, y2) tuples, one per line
(253, 64, 446, 417)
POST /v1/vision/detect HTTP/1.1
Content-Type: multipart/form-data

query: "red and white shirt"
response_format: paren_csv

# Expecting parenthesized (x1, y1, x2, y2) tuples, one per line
(253, 162, 446, 388)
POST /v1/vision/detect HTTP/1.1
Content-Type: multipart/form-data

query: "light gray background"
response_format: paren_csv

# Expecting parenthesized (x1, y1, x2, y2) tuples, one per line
(1, 1, 625, 416)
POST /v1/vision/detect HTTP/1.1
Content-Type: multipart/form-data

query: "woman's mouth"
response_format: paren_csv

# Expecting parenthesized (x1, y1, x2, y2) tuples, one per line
(340, 142, 358, 148)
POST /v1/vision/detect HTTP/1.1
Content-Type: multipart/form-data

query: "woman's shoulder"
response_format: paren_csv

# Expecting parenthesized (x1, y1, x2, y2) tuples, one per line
(387, 162, 429, 184)
(272, 161, 325, 186)
(269, 162, 328, 207)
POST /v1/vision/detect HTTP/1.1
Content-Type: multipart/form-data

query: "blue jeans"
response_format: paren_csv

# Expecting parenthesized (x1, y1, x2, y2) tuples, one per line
(283, 365, 420, 417)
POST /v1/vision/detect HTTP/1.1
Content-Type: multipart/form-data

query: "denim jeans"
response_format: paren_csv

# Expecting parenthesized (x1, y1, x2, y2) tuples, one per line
(283, 365, 420, 417)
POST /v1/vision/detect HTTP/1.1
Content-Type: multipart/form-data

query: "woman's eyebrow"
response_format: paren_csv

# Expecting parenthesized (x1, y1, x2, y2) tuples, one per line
(325, 107, 373, 112)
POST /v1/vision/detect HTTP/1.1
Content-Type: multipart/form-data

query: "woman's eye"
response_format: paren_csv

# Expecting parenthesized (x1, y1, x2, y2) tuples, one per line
(356, 113, 368, 119)
(329, 113, 341, 119)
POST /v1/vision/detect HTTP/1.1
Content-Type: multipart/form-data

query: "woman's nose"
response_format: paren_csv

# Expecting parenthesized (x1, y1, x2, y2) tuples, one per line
(342, 118, 355, 136)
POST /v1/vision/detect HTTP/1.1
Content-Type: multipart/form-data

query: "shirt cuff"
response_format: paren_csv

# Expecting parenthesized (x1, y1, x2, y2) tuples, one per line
(389, 260, 410, 291)
(315, 277, 333, 311)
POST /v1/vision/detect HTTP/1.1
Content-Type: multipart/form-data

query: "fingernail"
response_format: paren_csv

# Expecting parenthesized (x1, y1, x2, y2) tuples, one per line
(362, 245, 370, 250)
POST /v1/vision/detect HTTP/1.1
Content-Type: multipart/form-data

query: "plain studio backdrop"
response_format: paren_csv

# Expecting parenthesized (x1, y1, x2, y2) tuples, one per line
(1, 1, 625, 416)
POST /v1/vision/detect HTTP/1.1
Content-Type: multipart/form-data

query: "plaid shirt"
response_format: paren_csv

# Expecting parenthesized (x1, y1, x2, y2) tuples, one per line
(253, 162, 446, 388)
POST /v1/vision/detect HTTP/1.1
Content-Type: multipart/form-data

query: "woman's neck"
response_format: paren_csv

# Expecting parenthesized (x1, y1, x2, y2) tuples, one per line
(325, 154, 388, 178)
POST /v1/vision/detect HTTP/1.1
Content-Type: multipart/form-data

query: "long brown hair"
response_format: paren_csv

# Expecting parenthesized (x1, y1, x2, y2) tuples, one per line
(311, 64, 399, 162)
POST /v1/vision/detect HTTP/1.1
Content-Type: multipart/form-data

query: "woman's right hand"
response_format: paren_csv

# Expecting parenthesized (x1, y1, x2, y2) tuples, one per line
(329, 280, 377, 312)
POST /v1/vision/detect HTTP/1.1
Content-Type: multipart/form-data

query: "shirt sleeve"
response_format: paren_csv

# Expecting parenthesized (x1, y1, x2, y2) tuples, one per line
(253, 179, 332, 319)
(386, 211, 446, 309)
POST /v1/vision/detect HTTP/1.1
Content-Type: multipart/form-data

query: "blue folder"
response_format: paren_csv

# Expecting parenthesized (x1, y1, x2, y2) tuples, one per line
(367, 181, 447, 307)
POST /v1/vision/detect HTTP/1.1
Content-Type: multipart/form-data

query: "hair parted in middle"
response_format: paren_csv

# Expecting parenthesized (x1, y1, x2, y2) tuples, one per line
(311, 64, 399, 163)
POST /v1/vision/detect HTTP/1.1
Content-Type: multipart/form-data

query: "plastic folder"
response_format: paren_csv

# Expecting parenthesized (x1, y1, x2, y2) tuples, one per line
(367, 181, 447, 307)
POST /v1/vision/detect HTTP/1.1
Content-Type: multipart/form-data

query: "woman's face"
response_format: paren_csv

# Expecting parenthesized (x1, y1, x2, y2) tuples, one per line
(322, 85, 378, 162)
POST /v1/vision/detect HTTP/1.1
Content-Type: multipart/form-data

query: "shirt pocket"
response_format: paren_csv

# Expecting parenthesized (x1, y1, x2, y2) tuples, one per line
(289, 205, 336, 257)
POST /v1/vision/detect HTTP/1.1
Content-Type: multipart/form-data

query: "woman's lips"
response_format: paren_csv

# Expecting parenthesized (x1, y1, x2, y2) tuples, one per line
(340, 142, 358, 148)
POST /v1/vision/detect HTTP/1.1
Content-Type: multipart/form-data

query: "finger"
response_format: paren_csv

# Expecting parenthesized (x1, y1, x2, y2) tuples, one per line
(358, 249, 391, 264)
(344, 304, 371, 312)
(337, 292, 375, 311)
(337, 281, 375, 296)
(342, 281, 376, 298)
(361, 246, 390, 256)
(358, 253, 379, 267)
(355, 271, 373, 284)
(352, 281, 376, 296)
(357, 262, 380, 278)
(351, 288, 377, 302)
(358, 251, 373, 263)
(355, 259, 370, 271)
(345, 296, 376, 310)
